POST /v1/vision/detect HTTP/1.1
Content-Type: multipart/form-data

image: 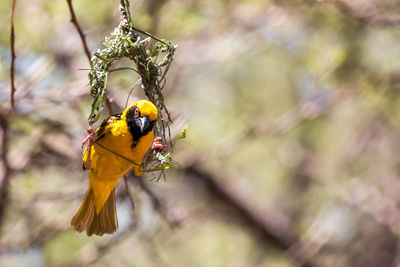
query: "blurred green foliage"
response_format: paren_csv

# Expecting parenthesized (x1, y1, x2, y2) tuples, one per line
(2, 0, 400, 267)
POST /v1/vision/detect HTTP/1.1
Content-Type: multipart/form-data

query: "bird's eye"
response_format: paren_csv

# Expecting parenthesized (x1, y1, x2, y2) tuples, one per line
(134, 108, 140, 116)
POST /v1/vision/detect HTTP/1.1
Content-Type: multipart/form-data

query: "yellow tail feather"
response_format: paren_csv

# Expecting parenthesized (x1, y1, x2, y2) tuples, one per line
(71, 188, 118, 236)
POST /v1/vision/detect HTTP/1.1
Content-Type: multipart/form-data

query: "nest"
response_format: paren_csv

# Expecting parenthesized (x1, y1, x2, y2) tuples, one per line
(87, 0, 179, 180)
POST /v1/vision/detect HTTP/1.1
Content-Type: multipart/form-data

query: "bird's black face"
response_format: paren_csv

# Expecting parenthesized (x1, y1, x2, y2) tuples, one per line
(126, 105, 155, 143)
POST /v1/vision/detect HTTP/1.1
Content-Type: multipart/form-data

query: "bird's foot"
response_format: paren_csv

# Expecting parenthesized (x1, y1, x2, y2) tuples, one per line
(146, 137, 168, 163)
(151, 137, 168, 152)
(82, 127, 96, 170)
(81, 127, 96, 149)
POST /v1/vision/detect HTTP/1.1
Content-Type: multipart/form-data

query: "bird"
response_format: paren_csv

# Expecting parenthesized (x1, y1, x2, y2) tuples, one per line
(71, 99, 162, 236)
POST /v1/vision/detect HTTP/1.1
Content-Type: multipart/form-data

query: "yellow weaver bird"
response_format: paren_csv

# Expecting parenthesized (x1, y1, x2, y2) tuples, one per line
(71, 99, 161, 236)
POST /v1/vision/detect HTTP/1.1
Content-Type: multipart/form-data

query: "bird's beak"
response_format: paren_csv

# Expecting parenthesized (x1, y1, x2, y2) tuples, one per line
(137, 116, 150, 133)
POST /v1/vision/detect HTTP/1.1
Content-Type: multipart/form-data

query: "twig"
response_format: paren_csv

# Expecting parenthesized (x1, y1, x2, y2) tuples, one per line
(131, 25, 170, 46)
(10, 0, 17, 117)
(66, 0, 117, 203)
(66, 0, 114, 115)
(120, 0, 133, 26)
(0, 114, 10, 233)
(66, 0, 91, 63)
(105, 97, 113, 115)
(125, 78, 142, 108)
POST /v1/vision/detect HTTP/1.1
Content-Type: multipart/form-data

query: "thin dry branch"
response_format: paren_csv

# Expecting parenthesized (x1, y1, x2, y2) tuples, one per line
(66, 0, 113, 115)
(66, 0, 91, 62)
(66, 0, 120, 198)
(10, 0, 17, 117)
(119, 0, 132, 26)
(105, 97, 113, 115)
(0, 114, 10, 232)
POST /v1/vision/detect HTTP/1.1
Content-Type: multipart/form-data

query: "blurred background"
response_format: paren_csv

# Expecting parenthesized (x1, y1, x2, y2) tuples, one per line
(2, 0, 400, 266)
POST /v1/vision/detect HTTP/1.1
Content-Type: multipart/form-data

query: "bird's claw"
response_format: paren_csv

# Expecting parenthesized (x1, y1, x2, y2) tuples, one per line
(81, 127, 95, 149)
(82, 127, 96, 170)
(151, 137, 167, 152)
(146, 137, 168, 162)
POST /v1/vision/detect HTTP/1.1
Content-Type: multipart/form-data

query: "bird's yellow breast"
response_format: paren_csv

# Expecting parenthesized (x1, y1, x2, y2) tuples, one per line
(84, 119, 153, 181)
(77, 99, 158, 218)
(82, 118, 153, 212)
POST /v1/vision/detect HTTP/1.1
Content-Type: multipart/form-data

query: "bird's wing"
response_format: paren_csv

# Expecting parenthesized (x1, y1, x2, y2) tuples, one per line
(82, 113, 122, 170)
(95, 113, 122, 141)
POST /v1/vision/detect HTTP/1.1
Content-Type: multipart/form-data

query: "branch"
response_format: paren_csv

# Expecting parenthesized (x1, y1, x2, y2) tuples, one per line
(66, 0, 114, 117)
(66, 0, 91, 63)
(185, 163, 317, 267)
(10, 0, 17, 117)
(0, 114, 10, 233)
(119, 0, 133, 26)
(105, 97, 113, 115)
